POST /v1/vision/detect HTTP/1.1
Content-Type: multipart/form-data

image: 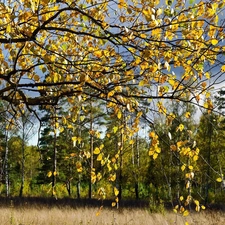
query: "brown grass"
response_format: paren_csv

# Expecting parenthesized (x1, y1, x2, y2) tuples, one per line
(0, 206, 225, 225)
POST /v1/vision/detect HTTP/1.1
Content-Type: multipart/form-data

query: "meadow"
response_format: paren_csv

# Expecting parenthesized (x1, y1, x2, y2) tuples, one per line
(0, 199, 225, 225)
(1, 207, 225, 225)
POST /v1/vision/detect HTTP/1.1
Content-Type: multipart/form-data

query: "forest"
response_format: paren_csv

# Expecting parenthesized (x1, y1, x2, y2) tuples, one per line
(1, 93, 225, 213)
(0, 0, 225, 219)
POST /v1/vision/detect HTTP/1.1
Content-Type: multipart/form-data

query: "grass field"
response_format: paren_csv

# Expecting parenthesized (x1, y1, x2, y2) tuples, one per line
(0, 206, 225, 225)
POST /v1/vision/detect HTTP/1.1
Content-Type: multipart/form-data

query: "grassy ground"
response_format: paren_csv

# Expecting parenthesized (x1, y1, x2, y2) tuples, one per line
(0, 206, 225, 225)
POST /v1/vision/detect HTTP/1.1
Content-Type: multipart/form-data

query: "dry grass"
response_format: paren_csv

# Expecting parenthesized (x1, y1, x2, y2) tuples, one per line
(0, 206, 225, 225)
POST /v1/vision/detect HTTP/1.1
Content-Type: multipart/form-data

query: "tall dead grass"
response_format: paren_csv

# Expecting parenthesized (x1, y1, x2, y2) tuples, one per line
(0, 206, 225, 225)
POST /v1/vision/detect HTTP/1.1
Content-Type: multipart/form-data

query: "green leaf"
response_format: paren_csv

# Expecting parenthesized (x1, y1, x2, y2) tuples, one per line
(113, 126, 118, 133)
(61, 43, 68, 51)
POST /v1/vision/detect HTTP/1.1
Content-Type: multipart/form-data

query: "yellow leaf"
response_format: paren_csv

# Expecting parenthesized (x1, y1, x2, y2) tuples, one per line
(205, 92, 211, 98)
(112, 202, 116, 207)
(155, 147, 161, 153)
(114, 187, 119, 196)
(113, 126, 118, 133)
(140, 33, 147, 38)
(118, 0, 126, 8)
(72, 136, 77, 142)
(177, 124, 184, 132)
(185, 222, 189, 225)
(107, 163, 112, 172)
(201, 205, 206, 210)
(149, 150, 154, 156)
(97, 172, 102, 181)
(97, 153, 103, 161)
(180, 196, 184, 201)
(185, 112, 191, 118)
(6, 24, 12, 33)
(47, 171, 52, 177)
(173, 209, 178, 213)
(194, 199, 199, 206)
(76, 162, 83, 173)
(188, 165, 193, 170)
(183, 210, 189, 217)
(91, 171, 96, 184)
(94, 147, 100, 154)
(193, 155, 199, 161)
(94, 50, 103, 58)
(140, 61, 149, 70)
(153, 153, 158, 160)
(205, 72, 210, 79)
(109, 173, 116, 182)
(117, 110, 122, 119)
(181, 164, 186, 171)
(221, 65, 225, 72)
(195, 205, 200, 212)
(177, 141, 183, 148)
(149, 131, 156, 139)
(216, 177, 222, 182)
(211, 39, 218, 45)
(68, 124, 73, 129)
(80, 116, 85, 122)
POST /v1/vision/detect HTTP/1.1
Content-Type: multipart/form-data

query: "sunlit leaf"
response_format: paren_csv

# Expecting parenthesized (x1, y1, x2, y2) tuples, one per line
(181, 164, 186, 171)
(117, 110, 122, 119)
(109, 173, 116, 181)
(113, 126, 118, 133)
(94, 147, 100, 154)
(153, 153, 158, 160)
(211, 39, 218, 45)
(114, 187, 119, 196)
(183, 210, 189, 217)
(47, 171, 52, 177)
(216, 177, 222, 182)
(97, 153, 103, 161)
(193, 155, 199, 161)
(177, 124, 184, 132)
(185, 112, 191, 118)
(149, 150, 154, 156)
(188, 165, 193, 170)
(221, 65, 225, 72)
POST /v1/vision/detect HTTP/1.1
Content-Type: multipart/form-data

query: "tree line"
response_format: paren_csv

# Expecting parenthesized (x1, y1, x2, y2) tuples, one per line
(1, 94, 225, 210)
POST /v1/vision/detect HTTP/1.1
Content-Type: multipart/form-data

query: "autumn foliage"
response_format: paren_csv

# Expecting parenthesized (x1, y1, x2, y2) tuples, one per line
(1, 0, 225, 217)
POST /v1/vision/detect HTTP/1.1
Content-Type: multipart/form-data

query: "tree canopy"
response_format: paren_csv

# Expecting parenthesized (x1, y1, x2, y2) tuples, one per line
(0, 0, 224, 115)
